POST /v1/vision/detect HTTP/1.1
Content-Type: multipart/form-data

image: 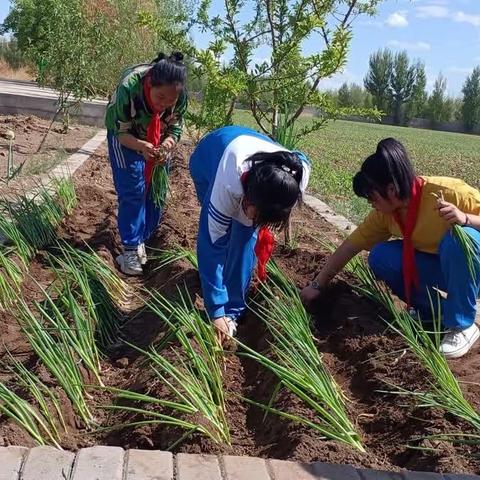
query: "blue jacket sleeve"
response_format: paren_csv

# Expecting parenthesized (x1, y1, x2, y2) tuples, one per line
(197, 188, 238, 319)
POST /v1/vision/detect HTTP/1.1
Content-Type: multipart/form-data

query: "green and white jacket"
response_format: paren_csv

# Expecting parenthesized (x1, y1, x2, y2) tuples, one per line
(105, 63, 187, 142)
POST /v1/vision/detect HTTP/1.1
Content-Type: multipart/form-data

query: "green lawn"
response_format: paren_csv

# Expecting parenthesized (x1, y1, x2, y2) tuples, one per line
(233, 110, 480, 224)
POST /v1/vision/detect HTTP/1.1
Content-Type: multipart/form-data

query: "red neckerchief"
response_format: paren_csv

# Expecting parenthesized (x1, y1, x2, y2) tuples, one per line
(143, 75, 161, 187)
(392, 176, 425, 307)
(240, 171, 275, 282)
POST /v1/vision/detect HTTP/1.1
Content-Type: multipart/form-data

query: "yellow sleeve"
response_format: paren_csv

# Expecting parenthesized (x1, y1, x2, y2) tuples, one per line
(442, 181, 480, 216)
(348, 209, 392, 251)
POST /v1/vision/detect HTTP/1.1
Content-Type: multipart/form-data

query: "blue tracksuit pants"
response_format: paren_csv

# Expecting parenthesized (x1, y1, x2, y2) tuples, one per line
(368, 227, 480, 329)
(107, 133, 162, 247)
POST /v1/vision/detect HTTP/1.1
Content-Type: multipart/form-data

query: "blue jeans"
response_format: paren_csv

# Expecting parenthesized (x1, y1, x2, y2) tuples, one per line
(368, 228, 480, 329)
(107, 133, 162, 247)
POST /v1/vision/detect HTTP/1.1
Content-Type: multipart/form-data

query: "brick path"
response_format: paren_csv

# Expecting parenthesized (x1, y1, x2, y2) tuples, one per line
(0, 446, 477, 480)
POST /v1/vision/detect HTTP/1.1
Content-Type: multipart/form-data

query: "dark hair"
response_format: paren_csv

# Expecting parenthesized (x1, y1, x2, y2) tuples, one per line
(243, 151, 303, 228)
(352, 137, 415, 201)
(149, 51, 186, 88)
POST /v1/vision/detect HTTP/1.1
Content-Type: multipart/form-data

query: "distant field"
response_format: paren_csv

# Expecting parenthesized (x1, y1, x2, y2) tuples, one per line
(233, 110, 480, 224)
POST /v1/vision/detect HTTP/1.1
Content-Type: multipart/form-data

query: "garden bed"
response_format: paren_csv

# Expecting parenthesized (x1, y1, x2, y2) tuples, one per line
(0, 114, 97, 195)
(0, 140, 479, 475)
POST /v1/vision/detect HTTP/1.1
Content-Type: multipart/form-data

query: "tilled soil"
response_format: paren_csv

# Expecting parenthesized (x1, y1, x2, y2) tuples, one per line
(0, 139, 479, 474)
(0, 114, 97, 196)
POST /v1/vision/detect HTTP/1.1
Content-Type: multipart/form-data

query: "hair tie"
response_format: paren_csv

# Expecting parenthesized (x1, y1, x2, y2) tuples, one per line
(280, 164, 298, 176)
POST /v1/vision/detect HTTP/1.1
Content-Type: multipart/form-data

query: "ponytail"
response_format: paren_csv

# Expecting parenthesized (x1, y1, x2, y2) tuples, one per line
(353, 138, 415, 201)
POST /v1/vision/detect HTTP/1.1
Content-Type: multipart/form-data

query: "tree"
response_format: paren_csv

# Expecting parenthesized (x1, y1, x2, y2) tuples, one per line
(0, 37, 28, 70)
(461, 66, 480, 132)
(349, 83, 368, 107)
(426, 73, 450, 127)
(142, 0, 382, 139)
(389, 51, 416, 125)
(337, 82, 352, 108)
(2, 0, 185, 99)
(337, 82, 368, 108)
(364, 48, 393, 115)
(405, 61, 427, 121)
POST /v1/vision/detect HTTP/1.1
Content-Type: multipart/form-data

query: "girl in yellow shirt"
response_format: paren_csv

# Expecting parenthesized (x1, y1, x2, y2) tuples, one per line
(302, 138, 480, 359)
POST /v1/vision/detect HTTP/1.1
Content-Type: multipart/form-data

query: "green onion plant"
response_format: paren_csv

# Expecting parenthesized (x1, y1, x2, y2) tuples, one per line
(150, 245, 198, 271)
(8, 354, 66, 444)
(16, 298, 94, 425)
(102, 289, 229, 447)
(150, 165, 169, 209)
(0, 380, 62, 448)
(244, 260, 364, 451)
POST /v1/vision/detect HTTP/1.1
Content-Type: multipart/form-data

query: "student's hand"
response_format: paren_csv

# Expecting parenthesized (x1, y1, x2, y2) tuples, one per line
(151, 147, 168, 166)
(436, 199, 468, 226)
(213, 316, 231, 345)
(300, 281, 323, 310)
(161, 136, 176, 150)
(140, 141, 156, 161)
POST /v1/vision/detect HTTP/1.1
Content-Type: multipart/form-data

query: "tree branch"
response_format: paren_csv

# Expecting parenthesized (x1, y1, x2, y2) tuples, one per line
(341, 0, 358, 27)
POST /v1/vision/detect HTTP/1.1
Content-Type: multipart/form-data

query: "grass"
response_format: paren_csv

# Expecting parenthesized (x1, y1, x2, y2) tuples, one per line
(233, 111, 480, 224)
(24, 149, 69, 176)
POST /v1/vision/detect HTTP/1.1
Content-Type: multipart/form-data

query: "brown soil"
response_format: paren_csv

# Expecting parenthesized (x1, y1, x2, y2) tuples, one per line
(0, 114, 97, 196)
(0, 138, 479, 475)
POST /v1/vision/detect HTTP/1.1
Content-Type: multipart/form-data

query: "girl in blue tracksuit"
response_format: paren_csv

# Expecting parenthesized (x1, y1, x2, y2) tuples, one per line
(189, 126, 311, 343)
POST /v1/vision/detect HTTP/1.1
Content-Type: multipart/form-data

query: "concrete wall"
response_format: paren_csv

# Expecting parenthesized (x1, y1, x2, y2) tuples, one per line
(0, 93, 107, 127)
(379, 115, 480, 135)
(0, 79, 107, 127)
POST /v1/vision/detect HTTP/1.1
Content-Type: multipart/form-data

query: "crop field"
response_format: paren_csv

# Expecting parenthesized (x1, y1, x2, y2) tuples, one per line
(0, 114, 479, 475)
(234, 111, 480, 224)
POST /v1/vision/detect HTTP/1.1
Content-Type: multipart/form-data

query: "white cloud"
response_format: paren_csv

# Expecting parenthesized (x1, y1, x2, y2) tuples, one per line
(386, 11, 409, 28)
(320, 69, 359, 90)
(416, 5, 480, 28)
(388, 40, 431, 51)
(415, 5, 449, 18)
(453, 11, 480, 27)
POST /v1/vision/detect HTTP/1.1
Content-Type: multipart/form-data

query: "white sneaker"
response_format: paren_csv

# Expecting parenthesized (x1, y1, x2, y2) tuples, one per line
(440, 323, 480, 359)
(138, 243, 148, 266)
(116, 250, 143, 276)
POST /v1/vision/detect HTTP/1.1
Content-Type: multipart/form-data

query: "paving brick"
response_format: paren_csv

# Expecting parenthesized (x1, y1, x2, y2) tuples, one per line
(0, 446, 27, 480)
(126, 449, 173, 480)
(401, 472, 444, 479)
(22, 446, 75, 480)
(269, 459, 361, 480)
(176, 453, 221, 480)
(357, 470, 404, 480)
(223, 455, 270, 480)
(71, 446, 124, 480)
(443, 475, 480, 479)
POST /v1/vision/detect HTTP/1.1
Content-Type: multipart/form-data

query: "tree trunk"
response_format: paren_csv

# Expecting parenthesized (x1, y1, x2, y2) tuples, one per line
(272, 105, 279, 139)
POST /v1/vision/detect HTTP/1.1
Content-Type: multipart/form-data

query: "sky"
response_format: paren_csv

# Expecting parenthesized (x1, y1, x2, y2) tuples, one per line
(1, 0, 479, 96)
